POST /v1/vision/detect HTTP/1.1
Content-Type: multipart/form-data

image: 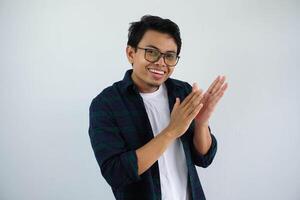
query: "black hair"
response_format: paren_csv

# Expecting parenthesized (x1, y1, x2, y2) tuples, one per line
(127, 15, 182, 55)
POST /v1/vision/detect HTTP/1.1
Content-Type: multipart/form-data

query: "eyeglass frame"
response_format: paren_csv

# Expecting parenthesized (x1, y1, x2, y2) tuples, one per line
(136, 46, 180, 67)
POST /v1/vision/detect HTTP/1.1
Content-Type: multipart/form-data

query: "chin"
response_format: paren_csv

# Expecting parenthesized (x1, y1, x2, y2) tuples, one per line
(147, 80, 162, 87)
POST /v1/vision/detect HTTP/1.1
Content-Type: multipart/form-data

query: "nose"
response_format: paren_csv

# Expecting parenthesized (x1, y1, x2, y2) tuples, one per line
(155, 55, 166, 67)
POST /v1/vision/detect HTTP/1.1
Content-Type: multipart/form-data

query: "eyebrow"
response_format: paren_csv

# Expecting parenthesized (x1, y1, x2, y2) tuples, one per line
(145, 45, 177, 54)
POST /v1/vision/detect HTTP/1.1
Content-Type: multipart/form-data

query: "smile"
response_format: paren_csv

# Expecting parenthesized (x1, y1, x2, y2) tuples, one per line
(147, 68, 166, 75)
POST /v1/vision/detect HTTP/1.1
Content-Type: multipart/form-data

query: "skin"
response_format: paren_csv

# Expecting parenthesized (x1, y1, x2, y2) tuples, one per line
(126, 30, 228, 175)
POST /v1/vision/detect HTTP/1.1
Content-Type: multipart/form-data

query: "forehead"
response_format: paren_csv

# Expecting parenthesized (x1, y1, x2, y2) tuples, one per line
(138, 30, 177, 53)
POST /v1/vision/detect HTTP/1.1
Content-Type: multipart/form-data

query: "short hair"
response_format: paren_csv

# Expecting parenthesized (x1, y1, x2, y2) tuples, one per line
(127, 15, 182, 55)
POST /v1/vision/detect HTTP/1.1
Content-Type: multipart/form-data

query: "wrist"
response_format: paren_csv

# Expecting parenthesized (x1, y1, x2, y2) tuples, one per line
(163, 126, 178, 140)
(195, 120, 209, 129)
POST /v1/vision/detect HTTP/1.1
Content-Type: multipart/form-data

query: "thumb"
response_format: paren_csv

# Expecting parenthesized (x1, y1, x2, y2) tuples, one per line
(173, 97, 180, 110)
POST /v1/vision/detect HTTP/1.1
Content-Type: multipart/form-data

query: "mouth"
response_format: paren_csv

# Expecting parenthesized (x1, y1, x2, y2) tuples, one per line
(147, 67, 166, 80)
(147, 67, 166, 75)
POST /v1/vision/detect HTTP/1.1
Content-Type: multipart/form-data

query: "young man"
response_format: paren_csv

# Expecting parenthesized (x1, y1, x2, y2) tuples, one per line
(89, 15, 228, 200)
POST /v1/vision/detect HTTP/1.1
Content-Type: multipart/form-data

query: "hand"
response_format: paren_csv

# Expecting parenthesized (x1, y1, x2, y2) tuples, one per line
(165, 88, 204, 139)
(194, 76, 228, 127)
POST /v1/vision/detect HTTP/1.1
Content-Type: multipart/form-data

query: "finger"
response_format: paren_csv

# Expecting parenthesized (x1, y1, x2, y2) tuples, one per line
(192, 82, 200, 92)
(187, 102, 203, 121)
(206, 76, 220, 95)
(200, 91, 210, 103)
(211, 76, 226, 95)
(210, 82, 228, 100)
(204, 83, 228, 114)
(209, 83, 228, 107)
(181, 88, 198, 108)
(210, 90, 225, 109)
(185, 92, 205, 117)
(183, 90, 204, 112)
(172, 97, 180, 111)
(189, 83, 203, 105)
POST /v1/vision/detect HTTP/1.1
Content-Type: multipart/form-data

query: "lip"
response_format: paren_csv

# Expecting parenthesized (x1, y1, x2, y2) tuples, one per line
(147, 67, 166, 74)
(147, 67, 165, 80)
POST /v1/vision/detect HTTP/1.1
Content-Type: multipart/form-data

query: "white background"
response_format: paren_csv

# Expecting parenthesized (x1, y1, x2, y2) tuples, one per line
(1, 0, 299, 199)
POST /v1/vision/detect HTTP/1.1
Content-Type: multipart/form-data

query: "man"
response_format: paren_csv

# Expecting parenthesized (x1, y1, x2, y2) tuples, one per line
(89, 15, 228, 200)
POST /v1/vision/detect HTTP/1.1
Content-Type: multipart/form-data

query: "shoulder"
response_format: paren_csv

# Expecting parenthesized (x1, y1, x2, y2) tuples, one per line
(169, 77, 191, 87)
(166, 77, 193, 94)
(90, 80, 123, 110)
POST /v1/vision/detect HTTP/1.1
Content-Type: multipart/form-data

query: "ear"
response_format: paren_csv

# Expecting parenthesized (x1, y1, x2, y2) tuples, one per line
(126, 45, 136, 66)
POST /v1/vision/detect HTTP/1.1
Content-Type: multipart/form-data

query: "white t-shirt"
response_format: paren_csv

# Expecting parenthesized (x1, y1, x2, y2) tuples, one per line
(140, 83, 190, 200)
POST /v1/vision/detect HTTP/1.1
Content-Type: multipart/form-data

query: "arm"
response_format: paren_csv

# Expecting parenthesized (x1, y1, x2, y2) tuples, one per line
(191, 123, 218, 168)
(193, 123, 212, 155)
(190, 76, 228, 167)
(135, 128, 175, 175)
(89, 98, 141, 189)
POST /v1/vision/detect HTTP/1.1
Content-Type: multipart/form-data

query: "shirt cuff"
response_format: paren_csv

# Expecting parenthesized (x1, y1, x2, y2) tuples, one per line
(120, 150, 141, 182)
(191, 131, 218, 168)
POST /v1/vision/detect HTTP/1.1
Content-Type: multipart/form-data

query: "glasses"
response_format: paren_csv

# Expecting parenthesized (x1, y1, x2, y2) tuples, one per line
(137, 47, 180, 67)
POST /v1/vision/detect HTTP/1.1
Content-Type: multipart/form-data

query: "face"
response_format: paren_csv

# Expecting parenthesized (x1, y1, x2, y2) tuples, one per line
(126, 30, 178, 93)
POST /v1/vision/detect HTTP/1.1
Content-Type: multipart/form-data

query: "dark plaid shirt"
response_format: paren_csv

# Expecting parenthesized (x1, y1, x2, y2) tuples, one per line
(89, 69, 217, 200)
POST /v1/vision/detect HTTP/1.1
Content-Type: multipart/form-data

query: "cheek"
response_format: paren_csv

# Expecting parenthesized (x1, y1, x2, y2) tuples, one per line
(133, 61, 149, 72)
(137, 60, 150, 70)
(134, 64, 151, 79)
(166, 68, 174, 76)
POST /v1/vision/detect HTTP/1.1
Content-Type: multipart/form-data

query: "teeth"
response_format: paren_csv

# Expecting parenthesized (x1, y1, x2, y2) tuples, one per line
(149, 68, 164, 75)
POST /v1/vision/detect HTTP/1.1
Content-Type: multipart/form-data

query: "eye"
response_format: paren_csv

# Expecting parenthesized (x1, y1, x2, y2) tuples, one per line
(165, 53, 177, 60)
(146, 49, 159, 57)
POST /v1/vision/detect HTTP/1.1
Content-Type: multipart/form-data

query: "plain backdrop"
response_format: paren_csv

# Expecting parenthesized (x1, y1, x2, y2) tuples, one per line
(1, 0, 299, 199)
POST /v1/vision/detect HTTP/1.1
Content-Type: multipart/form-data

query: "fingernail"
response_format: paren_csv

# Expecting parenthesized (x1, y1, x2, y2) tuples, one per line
(194, 83, 199, 90)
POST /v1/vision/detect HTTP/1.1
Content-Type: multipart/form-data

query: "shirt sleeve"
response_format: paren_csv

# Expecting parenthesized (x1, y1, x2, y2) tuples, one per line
(88, 96, 141, 189)
(190, 125, 218, 168)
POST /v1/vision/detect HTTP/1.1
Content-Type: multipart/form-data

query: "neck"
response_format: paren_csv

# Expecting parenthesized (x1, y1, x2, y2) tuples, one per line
(131, 73, 159, 93)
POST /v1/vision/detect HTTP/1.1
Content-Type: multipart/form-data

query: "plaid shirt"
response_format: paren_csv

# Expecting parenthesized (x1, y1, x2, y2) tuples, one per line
(89, 69, 217, 200)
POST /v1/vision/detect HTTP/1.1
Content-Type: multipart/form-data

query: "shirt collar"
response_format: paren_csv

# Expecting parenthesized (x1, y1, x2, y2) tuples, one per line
(120, 69, 184, 94)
